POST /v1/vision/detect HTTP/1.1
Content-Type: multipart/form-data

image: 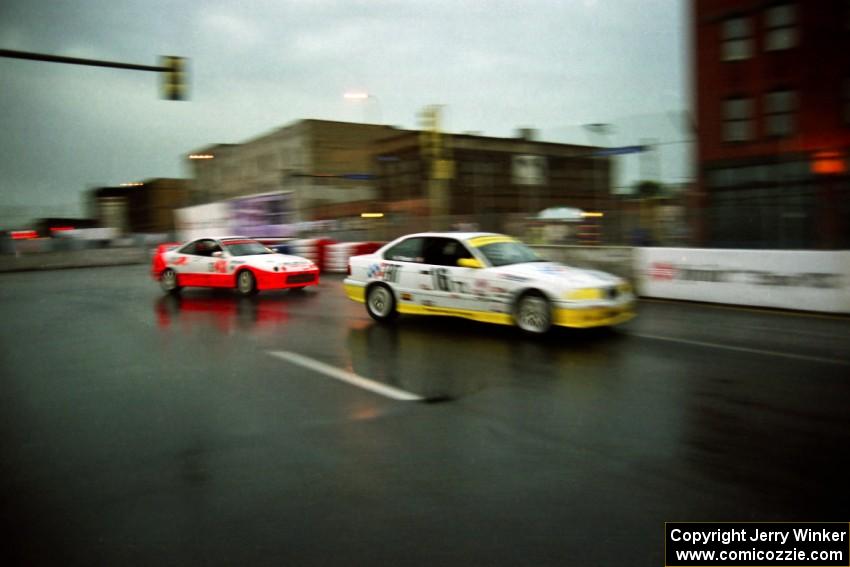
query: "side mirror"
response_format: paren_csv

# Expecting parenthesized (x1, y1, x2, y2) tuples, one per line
(212, 251, 223, 258)
(458, 258, 483, 269)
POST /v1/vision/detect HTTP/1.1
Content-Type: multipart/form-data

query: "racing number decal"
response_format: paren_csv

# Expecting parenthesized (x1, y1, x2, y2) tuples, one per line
(383, 264, 401, 283)
(208, 260, 228, 273)
(432, 268, 469, 293)
(432, 268, 451, 292)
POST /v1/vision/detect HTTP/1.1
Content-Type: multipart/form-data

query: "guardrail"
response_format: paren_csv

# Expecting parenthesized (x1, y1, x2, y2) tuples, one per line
(0, 247, 149, 273)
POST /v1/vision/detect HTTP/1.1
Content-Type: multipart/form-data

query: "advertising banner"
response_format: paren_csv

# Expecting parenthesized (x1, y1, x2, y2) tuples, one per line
(636, 248, 850, 313)
(174, 202, 231, 241)
(229, 192, 296, 238)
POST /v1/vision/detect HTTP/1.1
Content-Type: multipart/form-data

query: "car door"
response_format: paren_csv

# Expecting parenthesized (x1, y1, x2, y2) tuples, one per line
(415, 237, 480, 312)
(173, 239, 218, 286)
(378, 236, 427, 307)
(204, 242, 232, 288)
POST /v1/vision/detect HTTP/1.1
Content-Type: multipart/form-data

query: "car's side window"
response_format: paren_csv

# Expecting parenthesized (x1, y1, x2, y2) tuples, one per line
(422, 238, 474, 267)
(180, 239, 219, 257)
(384, 237, 425, 263)
(179, 241, 200, 255)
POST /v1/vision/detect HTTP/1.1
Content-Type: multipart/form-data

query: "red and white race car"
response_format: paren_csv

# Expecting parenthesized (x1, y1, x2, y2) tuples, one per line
(151, 236, 319, 295)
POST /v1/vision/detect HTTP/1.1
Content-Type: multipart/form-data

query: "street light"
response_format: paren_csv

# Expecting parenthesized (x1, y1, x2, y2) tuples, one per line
(343, 91, 382, 123)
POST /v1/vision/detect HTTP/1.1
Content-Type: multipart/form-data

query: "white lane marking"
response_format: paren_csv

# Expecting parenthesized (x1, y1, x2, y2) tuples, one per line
(267, 350, 423, 401)
(630, 332, 850, 367)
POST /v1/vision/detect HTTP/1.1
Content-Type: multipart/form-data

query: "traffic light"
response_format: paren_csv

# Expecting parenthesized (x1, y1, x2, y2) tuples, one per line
(418, 105, 442, 158)
(161, 55, 187, 101)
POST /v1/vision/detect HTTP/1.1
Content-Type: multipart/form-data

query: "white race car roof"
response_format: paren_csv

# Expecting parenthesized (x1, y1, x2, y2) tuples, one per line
(393, 232, 508, 241)
(216, 236, 252, 241)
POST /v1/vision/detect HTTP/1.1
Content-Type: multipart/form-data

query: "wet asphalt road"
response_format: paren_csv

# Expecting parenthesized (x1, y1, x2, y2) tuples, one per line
(1, 265, 849, 566)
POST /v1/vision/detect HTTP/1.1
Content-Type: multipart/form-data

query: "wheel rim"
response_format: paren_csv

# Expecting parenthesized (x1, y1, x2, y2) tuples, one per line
(239, 272, 253, 293)
(368, 287, 391, 317)
(517, 296, 549, 333)
(162, 270, 176, 289)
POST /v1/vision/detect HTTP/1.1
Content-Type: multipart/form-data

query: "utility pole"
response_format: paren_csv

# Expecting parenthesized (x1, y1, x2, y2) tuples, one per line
(419, 105, 454, 230)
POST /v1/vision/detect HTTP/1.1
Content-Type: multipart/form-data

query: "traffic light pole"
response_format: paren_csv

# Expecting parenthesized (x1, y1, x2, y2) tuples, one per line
(1, 48, 165, 72)
(0, 49, 187, 100)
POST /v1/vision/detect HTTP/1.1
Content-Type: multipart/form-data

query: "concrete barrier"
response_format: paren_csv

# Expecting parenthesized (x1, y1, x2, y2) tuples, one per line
(0, 247, 149, 273)
(532, 245, 850, 313)
(635, 247, 850, 314)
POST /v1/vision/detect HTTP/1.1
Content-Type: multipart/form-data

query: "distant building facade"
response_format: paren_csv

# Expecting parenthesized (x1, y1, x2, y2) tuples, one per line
(694, 0, 850, 248)
(186, 120, 401, 220)
(89, 178, 190, 234)
(184, 120, 612, 239)
(372, 129, 610, 234)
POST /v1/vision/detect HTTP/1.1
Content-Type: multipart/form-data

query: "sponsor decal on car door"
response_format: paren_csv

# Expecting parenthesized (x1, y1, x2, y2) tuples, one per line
(172, 239, 218, 286)
(373, 236, 428, 305)
(413, 238, 479, 312)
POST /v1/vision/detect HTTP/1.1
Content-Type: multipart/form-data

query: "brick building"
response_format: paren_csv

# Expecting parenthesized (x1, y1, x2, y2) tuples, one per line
(372, 129, 610, 235)
(89, 178, 190, 234)
(186, 120, 401, 220)
(694, 0, 850, 248)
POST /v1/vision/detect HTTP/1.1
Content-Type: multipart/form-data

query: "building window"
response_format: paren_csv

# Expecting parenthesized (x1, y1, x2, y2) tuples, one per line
(764, 90, 796, 137)
(765, 4, 797, 51)
(723, 97, 754, 142)
(722, 17, 753, 61)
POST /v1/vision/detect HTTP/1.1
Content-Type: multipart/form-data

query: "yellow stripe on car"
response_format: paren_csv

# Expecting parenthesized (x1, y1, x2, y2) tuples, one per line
(554, 305, 635, 328)
(564, 288, 604, 300)
(397, 304, 513, 325)
(344, 282, 366, 303)
(467, 236, 517, 248)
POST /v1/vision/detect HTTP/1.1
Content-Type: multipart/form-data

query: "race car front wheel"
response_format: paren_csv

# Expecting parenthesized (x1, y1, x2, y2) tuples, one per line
(514, 292, 552, 335)
(366, 284, 397, 322)
(160, 268, 181, 294)
(237, 270, 258, 296)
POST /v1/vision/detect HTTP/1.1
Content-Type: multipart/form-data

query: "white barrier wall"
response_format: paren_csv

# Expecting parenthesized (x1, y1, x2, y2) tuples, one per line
(175, 203, 231, 241)
(635, 248, 850, 314)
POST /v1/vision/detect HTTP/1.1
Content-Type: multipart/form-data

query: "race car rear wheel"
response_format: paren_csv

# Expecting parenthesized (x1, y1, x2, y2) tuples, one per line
(236, 270, 258, 296)
(160, 268, 181, 294)
(366, 284, 397, 322)
(514, 291, 552, 335)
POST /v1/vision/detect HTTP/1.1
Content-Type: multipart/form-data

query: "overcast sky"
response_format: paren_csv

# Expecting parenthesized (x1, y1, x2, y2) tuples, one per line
(0, 0, 689, 225)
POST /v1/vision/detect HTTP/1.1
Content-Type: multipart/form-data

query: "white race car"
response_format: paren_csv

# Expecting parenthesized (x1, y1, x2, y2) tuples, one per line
(344, 232, 635, 334)
(152, 236, 319, 296)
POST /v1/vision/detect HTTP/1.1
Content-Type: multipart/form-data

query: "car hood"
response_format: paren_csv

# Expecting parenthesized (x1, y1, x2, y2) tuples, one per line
(492, 262, 621, 288)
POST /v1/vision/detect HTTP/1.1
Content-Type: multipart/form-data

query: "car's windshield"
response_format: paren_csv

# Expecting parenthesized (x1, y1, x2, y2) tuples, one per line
(223, 241, 273, 256)
(476, 241, 544, 267)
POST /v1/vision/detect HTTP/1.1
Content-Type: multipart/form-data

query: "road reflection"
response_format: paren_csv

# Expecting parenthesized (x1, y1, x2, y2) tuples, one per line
(680, 373, 850, 519)
(154, 293, 291, 335)
(345, 318, 630, 400)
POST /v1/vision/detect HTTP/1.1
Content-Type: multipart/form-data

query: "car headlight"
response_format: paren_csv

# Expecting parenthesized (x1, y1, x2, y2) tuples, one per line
(617, 282, 632, 294)
(564, 288, 603, 300)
